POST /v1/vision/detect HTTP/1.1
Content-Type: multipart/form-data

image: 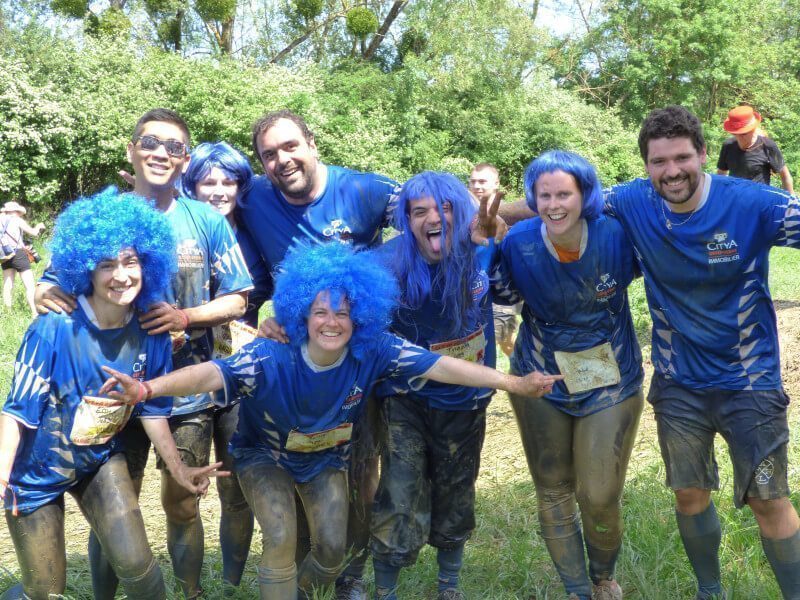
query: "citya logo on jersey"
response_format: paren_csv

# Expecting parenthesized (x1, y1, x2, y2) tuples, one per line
(706, 231, 740, 264)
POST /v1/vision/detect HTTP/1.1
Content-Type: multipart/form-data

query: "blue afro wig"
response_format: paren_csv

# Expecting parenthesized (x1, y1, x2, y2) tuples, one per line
(524, 150, 603, 221)
(49, 187, 177, 310)
(272, 242, 399, 361)
(181, 141, 254, 200)
(392, 171, 479, 338)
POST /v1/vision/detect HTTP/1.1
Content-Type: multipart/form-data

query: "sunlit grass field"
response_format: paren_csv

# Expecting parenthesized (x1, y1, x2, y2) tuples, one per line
(1, 246, 799, 598)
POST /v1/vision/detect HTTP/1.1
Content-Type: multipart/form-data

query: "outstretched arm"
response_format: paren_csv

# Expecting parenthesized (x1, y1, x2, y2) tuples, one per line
(101, 362, 224, 403)
(424, 355, 562, 398)
(779, 166, 794, 195)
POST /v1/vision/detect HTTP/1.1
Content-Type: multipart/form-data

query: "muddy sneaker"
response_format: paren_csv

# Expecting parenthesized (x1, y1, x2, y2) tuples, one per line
(437, 589, 465, 600)
(591, 579, 622, 600)
(336, 576, 367, 600)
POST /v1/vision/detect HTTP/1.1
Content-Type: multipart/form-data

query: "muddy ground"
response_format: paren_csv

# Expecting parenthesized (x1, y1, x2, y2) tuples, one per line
(2, 302, 800, 590)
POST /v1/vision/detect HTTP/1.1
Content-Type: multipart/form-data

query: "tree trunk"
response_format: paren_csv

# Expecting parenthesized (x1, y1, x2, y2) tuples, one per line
(363, 0, 407, 60)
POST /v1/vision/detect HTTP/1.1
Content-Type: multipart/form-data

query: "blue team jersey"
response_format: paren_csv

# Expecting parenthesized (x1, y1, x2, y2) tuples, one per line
(238, 166, 399, 300)
(492, 216, 643, 416)
(2, 299, 172, 513)
(164, 198, 253, 415)
(375, 238, 496, 411)
(212, 334, 440, 482)
(605, 175, 800, 390)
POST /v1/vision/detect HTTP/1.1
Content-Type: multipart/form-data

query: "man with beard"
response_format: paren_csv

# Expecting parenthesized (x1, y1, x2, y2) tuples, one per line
(604, 105, 800, 599)
(238, 109, 400, 600)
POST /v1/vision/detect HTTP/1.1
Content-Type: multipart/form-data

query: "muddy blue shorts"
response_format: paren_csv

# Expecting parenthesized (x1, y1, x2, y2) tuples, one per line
(648, 374, 790, 508)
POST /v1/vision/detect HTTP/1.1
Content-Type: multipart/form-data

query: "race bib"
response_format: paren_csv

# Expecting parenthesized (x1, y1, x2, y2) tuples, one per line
(553, 342, 621, 394)
(70, 395, 134, 446)
(429, 328, 486, 363)
(213, 320, 258, 358)
(285, 423, 353, 453)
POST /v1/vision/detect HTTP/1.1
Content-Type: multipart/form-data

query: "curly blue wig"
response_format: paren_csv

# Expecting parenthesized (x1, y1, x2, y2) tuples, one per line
(49, 187, 177, 310)
(272, 242, 399, 361)
(181, 142, 254, 200)
(523, 150, 603, 221)
(392, 171, 478, 338)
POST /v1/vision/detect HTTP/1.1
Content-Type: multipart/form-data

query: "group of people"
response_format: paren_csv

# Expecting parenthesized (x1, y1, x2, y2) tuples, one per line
(0, 100, 798, 600)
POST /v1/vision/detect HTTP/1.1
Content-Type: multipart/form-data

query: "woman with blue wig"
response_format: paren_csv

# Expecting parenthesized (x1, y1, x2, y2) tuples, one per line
(492, 150, 644, 600)
(180, 140, 260, 587)
(101, 241, 560, 600)
(0, 189, 218, 600)
(369, 171, 497, 600)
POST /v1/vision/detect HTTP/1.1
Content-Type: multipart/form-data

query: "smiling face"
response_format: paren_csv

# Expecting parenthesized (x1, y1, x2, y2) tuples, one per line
(306, 291, 353, 365)
(90, 248, 142, 309)
(645, 136, 707, 210)
(194, 166, 239, 218)
(256, 118, 320, 203)
(127, 121, 190, 193)
(535, 170, 583, 248)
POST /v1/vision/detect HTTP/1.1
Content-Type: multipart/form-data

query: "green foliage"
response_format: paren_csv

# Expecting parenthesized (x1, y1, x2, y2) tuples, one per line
(345, 6, 378, 39)
(95, 7, 131, 39)
(50, 0, 87, 19)
(291, 0, 324, 21)
(194, 0, 236, 22)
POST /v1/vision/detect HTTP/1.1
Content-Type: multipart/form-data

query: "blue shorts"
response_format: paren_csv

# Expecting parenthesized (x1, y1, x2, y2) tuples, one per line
(648, 374, 790, 508)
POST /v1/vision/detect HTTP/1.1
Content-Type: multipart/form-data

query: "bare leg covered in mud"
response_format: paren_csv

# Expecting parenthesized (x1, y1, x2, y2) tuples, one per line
(239, 464, 349, 600)
(510, 391, 643, 599)
(7, 454, 166, 600)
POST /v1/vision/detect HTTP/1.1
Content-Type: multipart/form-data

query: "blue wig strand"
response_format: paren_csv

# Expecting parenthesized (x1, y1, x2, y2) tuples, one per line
(523, 150, 603, 221)
(49, 187, 177, 310)
(392, 171, 478, 338)
(181, 142, 254, 199)
(272, 243, 399, 361)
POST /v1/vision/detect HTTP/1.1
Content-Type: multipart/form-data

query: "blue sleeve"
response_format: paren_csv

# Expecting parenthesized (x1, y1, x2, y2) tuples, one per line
(377, 334, 441, 391)
(211, 338, 274, 405)
(369, 175, 400, 230)
(760, 189, 800, 248)
(39, 263, 60, 286)
(209, 213, 253, 298)
(137, 333, 174, 418)
(236, 225, 273, 326)
(491, 233, 522, 306)
(2, 323, 55, 429)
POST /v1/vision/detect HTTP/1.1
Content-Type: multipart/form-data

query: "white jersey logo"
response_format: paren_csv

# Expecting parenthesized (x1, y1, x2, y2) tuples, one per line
(706, 231, 740, 264)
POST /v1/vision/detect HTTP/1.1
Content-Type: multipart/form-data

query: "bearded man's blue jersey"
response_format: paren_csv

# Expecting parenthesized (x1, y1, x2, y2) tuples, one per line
(2, 299, 172, 513)
(213, 334, 439, 482)
(605, 175, 800, 390)
(492, 215, 643, 416)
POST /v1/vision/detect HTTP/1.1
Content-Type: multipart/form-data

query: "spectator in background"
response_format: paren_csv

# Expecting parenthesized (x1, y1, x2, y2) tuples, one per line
(0, 201, 45, 318)
(468, 163, 520, 357)
(717, 105, 794, 194)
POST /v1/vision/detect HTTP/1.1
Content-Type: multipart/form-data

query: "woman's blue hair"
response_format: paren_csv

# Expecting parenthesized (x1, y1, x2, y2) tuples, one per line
(181, 142, 254, 199)
(49, 187, 177, 310)
(523, 150, 603, 221)
(272, 243, 399, 361)
(392, 171, 478, 338)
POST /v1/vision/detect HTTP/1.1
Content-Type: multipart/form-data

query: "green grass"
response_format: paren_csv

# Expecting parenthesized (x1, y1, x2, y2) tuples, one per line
(1, 247, 800, 598)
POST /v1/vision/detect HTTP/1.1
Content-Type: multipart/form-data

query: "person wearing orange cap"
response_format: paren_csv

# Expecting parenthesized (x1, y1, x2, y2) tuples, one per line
(716, 105, 794, 194)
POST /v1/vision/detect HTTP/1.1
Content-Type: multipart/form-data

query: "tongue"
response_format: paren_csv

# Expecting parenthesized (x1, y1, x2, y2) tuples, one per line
(429, 234, 442, 253)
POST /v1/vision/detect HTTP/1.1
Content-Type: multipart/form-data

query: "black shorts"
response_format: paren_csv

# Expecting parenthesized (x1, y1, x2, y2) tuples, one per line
(649, 374, 791, 508)
(1, 249, 31, 273)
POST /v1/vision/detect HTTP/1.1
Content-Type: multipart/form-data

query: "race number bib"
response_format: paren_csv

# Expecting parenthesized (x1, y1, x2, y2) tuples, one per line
(285, 423, 353, 453)
(213, 321, 258, 358)
(429, 328, 486, 364)
(70, 396, 134, 446)
(553, 342, 621, 394)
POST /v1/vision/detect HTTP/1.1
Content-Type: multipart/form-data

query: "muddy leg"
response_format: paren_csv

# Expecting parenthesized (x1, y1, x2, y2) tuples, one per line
(5, 498, 66, 599)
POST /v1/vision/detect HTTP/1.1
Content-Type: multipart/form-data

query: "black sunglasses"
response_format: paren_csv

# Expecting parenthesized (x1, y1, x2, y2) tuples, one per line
(133, 135, 188, 157)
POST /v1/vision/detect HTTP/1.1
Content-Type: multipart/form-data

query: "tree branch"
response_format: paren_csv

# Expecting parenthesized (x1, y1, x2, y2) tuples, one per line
(363, 0, 408, 60)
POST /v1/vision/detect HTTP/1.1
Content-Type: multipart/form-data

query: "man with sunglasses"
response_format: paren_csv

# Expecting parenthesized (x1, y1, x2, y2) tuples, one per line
(34, 108, 254, 600)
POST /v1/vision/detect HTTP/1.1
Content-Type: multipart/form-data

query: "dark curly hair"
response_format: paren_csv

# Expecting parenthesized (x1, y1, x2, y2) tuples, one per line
(638, 105, 705, 162)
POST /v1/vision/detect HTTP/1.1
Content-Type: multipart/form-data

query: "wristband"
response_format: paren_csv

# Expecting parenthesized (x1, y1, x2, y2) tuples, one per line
(142, 381, 153, 402)
(177, 309, 190, 330)
(135, 380, 145, 405)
